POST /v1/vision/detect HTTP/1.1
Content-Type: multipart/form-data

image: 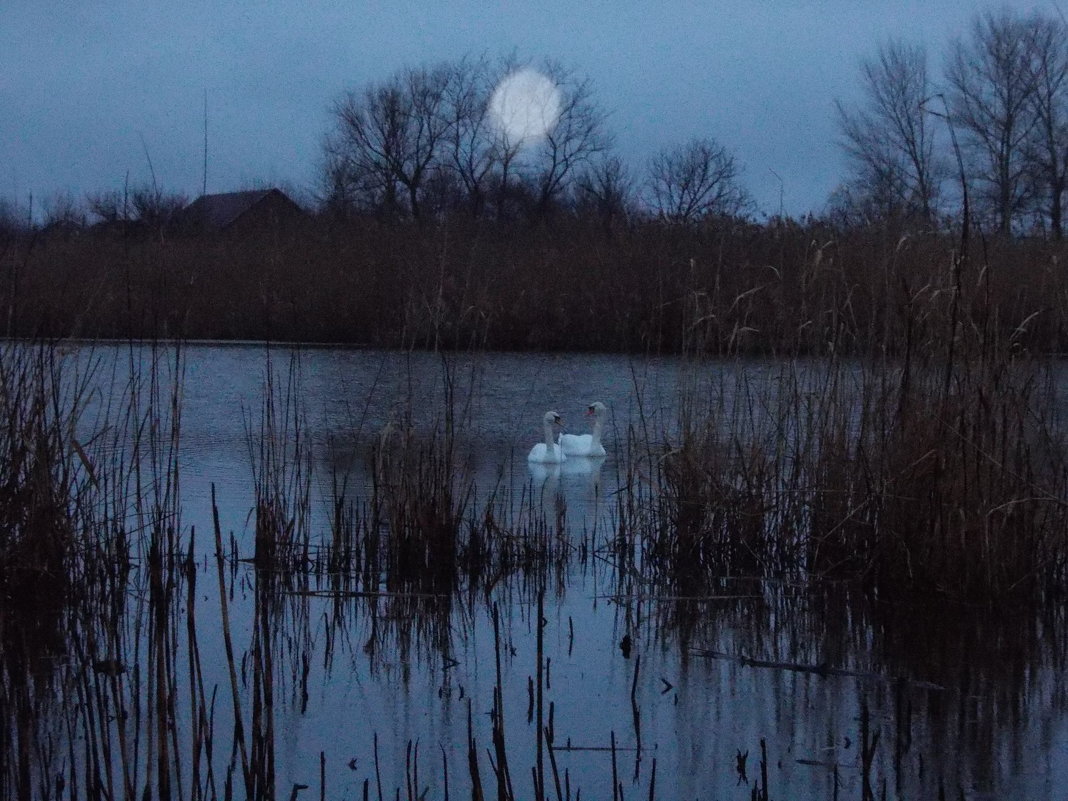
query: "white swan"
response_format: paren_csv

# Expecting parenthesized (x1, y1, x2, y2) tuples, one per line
(558, 401, 607, 457)
(528, 411, 567, 463)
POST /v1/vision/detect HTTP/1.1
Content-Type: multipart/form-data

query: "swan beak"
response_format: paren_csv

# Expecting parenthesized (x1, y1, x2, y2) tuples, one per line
(586, 406, 595, 416)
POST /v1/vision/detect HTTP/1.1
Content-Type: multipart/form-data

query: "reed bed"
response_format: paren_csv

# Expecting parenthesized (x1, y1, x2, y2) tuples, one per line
(0, 340, 214, 800)
(630, 218, 1068, 603)
(636, 360, 1063, 606)
(1, 332, 1063, 799)
(0, 343, 90, 801)
(634, 350, 1067, 601)
(7, 215, 1068, 356)
(2, 206, 1068, 798)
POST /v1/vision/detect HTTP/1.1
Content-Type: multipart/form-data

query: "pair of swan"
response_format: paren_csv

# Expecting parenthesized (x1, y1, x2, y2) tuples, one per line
(527, 401, 607, 463)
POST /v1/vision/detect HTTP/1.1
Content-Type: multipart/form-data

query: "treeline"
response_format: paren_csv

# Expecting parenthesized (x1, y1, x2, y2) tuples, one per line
(834, 7, 1068, 238)
(311, 5, 1068, 237)
(4, 7, 1068, 237)
(0, 52, 749, 235)
(317, 54, 749, 227)
(312, 5, 1068, 237)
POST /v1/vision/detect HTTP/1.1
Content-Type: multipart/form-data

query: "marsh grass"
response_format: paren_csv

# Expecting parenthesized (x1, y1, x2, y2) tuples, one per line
(317, 349, 584, 637)
(9, 216, 1068, 356)
(638, 223, 1068, 603)
(0, 343, 90, 800)
(1, 331, 1064, 800)
(0, 338, 216, 800)
(371, 414, 471, 597)
(248, 349, 311, 575)
(0, 344, 86, 642)
(2, 204, 1068, 799)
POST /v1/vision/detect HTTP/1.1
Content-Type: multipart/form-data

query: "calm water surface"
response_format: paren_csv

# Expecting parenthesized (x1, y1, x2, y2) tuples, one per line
(48, 343, 1068, 799)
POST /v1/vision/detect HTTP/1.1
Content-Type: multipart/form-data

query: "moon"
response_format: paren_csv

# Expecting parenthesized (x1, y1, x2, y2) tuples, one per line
(488, 68, 562, 146)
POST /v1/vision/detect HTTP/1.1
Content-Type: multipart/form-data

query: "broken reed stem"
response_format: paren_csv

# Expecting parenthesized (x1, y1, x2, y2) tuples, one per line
(545, 723, 564, 801)
(861, 702, 880, 801)
(491, 603, 514, 801)
(441, 744, 449, 801)
(405, 740, 413, 801)
(759, 738, 769, 801)
(630, 654, 640, 703)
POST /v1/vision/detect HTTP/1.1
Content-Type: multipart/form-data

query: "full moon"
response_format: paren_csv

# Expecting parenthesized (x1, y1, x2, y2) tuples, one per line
(488, 68, 562, 146)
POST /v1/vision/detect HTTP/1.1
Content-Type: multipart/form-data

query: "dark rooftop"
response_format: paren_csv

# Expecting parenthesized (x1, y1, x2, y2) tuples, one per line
(180, 188, 303, 230)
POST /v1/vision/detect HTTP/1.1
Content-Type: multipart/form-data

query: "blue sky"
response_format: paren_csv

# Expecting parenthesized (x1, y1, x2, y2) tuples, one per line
(0, 1, 1057, 219)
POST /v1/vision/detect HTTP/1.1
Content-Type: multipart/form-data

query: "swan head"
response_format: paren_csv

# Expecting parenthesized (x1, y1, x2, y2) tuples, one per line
(586, 401, 607, 418)
(544, 410, 564, 427)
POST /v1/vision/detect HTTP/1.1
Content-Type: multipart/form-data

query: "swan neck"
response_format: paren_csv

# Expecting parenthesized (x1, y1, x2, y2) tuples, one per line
(590, 416, 604, 448)
(543, 421, 555, 451)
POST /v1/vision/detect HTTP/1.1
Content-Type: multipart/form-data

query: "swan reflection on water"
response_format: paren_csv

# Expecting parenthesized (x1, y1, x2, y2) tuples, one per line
(528, 454, 606, 519)
(528, 454, 606, 484)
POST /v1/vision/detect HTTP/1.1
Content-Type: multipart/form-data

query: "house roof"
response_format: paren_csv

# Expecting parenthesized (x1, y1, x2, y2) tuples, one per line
(180, 188, 302, 229)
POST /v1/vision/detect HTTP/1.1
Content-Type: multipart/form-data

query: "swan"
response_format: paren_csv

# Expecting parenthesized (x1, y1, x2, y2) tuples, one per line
(528, 411, 567, 463)
(558, 401, 607, 457)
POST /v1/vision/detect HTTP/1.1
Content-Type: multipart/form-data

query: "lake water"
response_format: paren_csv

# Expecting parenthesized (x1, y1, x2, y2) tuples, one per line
(7, 341, 1068, 800)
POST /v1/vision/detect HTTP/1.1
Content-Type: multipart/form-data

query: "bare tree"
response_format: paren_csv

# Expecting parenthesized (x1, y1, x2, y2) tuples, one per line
(0, 197, 31, 242)
(947, 8, 1041, 234)
(320, 131, 385, 217)
(442, 55, 499, 217)
(483, 54, 555, 221)
(41, 191, 84, 229)
(836, 40, 942, 225)
(328, 63, 452, 219)
(398, 64, 453, 219)
(645, 137, 749, 224)
(1023, 12, 1068, 239)
(825, 169, 914, 229)
(576, 154, 634, 228)
(530, 61, 612, 216)
(324, 55, 612, 221)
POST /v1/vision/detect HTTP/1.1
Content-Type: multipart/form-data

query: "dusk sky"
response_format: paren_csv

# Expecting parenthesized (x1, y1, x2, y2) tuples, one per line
(1, 1, 1057, 220)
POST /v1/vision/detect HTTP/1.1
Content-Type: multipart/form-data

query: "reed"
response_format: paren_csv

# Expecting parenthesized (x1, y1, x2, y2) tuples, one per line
(0, 338, 231, 801)
(638, 225, 1068, 602)
(248, 348, 311, 574)
(0, 342, 87, 800)
(9, 215, 1068, 357)
(2, 201, 1066, 800)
